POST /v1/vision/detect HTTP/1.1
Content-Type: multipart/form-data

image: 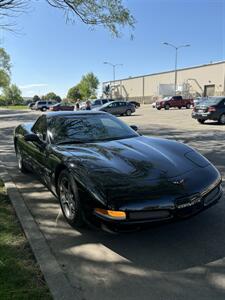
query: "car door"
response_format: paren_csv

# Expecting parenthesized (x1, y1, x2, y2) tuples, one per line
(118, 101, 127, 114)
(27, 116, 50, 180)
(104, 102, 118, 114)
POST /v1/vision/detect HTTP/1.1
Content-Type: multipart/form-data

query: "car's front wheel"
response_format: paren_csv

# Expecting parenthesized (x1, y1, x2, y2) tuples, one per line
(218, 113, 225, 125)
(165, 104, 170, 110)
(197, 119, 205, 124)
(58, 170, 84, 228)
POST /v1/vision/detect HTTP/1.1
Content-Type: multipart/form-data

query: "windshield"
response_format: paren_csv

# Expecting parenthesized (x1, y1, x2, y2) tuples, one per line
(48, 114, 138, 144)
(199, 97, 224, 106)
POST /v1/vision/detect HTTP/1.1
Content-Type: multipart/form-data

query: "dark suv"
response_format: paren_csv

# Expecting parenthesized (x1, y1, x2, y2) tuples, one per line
(192, 96, 225, 124)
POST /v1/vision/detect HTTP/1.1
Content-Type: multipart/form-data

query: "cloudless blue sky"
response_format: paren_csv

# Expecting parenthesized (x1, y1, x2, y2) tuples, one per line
(2, 0, 225, 97)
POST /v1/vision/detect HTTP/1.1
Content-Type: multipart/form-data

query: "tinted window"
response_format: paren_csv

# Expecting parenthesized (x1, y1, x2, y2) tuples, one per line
(38, 101, 46, 105)
(173, 96, 182, 100)
(102, 99, 108, 104)
(48, 114, 138, 144)
(32, 116, 47, 141)
(94, 100, 101, 105)
(108, 102, 118, 108)
(201, 97, 225, 106)
(119, 102, 126, 106)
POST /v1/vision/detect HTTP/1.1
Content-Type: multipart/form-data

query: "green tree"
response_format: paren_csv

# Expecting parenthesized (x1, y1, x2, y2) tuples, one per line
(0, 1, 135, 37)
(78, 72, 99, 99)
(2, 84, 23, 105)
(33, 95, 40, 102)
(67, 85, 81, 101)
(42, 92, 61, 102)
(0, 48, 11, 89)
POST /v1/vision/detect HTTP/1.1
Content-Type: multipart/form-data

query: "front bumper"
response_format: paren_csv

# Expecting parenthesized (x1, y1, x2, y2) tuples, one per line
(94, 183, 223, 225)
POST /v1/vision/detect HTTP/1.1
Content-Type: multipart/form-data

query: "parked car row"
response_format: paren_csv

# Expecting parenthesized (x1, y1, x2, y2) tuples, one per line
(152, 95, 225, 125)
(28, 98, 140, 116)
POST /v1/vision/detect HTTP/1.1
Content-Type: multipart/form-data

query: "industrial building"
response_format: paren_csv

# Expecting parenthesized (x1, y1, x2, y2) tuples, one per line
(103, 60, 225, 103)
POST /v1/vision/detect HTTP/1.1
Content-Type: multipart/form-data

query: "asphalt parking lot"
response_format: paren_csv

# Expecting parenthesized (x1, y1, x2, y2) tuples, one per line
(1, 106, 225, 300)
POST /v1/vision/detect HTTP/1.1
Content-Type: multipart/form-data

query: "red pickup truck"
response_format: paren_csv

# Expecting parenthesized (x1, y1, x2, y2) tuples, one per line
(156, 96, 193, 110)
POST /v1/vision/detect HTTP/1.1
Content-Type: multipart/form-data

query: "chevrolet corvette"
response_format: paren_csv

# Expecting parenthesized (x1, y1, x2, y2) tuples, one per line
(14, 111, 223, 229)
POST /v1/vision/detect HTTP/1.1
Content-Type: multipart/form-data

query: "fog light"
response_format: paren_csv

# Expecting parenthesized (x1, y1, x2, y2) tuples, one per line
(95, 208, 126, 220)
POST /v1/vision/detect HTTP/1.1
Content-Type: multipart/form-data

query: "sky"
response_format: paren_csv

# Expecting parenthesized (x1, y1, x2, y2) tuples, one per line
(2, 0, 225, 97)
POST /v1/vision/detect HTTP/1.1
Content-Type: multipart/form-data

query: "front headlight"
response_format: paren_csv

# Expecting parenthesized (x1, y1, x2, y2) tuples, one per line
(184, 151, 210, 168)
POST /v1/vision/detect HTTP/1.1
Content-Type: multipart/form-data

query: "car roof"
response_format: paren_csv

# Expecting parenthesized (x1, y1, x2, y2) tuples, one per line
(45, 110, 107, 118)
(101, 100, 126, 107)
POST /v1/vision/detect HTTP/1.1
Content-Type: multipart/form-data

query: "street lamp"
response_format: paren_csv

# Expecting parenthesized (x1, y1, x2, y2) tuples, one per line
(162, 42, 190, 94)
(103, 61, 123, 83)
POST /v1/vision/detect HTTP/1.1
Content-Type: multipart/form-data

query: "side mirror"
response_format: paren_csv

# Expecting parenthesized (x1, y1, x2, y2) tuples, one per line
(24, 134, 46, 148)
(130, 125, 138, 131)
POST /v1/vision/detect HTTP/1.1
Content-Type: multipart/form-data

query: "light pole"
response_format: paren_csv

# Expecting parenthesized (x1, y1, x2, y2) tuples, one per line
(104, 61, 123, 84)
(162, 42, 190, 94)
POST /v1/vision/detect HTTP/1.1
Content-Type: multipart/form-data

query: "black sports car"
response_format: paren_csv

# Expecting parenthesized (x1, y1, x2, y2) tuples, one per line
(14, 111, 223, 229)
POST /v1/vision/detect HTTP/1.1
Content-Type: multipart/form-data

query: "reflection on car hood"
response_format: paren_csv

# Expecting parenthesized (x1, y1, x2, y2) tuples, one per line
(59, 136, 197, 180)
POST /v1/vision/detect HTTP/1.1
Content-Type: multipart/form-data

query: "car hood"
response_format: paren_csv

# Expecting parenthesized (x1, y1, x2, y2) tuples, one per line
(58, 136, 201, 179)
(57, 136, 212, 206)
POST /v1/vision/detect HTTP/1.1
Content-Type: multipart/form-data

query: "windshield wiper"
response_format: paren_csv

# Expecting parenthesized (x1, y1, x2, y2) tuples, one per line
(56, 139, 86, 145)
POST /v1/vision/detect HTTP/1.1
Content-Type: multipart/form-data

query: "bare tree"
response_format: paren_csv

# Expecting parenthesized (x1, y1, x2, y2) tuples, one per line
(0, 0, 28, 31)
(0, 0, 135, 36)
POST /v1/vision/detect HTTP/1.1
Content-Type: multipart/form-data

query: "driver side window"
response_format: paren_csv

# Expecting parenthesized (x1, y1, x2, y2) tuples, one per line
(32, 116, 47, 141)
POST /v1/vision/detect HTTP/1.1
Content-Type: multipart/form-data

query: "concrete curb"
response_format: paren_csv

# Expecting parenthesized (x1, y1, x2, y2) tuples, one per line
(0, 165, 79, 300)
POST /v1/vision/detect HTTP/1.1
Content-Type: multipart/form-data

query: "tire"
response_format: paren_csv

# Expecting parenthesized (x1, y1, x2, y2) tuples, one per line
(178, 106, 182, 109)
(218, 113, 225, 125)
(15, 145, 29, 173)
(41, 107, 47, 112)
(186, 103, 191, 109)
(197, 119, 205, 124)
(157, 107, 161, 110)
(126, 109, 132, 116)
(58, 170, 85, 228)
(165, 104, 170, 110)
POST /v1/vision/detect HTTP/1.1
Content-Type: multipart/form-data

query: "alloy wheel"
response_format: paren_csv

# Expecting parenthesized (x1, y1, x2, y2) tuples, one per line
(59, 176, 76, 220)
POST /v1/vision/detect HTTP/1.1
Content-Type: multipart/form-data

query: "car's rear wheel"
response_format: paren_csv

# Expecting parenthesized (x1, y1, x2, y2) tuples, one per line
(41, 107, 47, 111)
(157, 107, 161, 110)
(126, 109, 132, 116)
(197, 119, 205, 124)
(58, 170, 84, 228)
(16, 145, 29, 173)
(165, 104, 170, 110)
(186, 103, 191, 109)
(178, 106, 182, 109)
(218, 113, 225, 125)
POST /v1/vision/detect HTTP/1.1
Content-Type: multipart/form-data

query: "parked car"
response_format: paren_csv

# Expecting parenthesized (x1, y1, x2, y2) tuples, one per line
(129, 101, 140, 108)
(192, 96, 225, 124)
(156, 96, 193, 110)
(49, 102, 74, 111)
(33, 100, 57, 111)
(14, 111, 222, 229)
(96, 101, 135, 116)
